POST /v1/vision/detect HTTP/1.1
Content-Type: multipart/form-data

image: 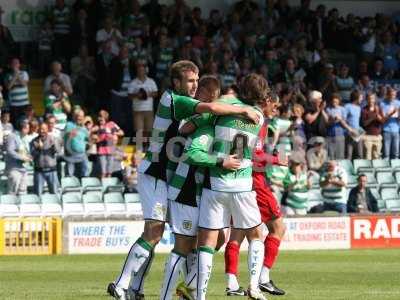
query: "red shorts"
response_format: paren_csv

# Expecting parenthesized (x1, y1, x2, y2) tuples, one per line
(253, 172, 282, 223)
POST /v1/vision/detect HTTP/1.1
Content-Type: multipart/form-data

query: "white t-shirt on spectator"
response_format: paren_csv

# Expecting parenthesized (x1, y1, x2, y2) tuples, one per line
(96, 28, 123, 56)
(128, 77, 158, 112)
(44, 73, 73, 94)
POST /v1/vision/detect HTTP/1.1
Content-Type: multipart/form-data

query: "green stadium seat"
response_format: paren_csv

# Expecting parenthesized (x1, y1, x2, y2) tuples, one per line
(104, 192, 126, 216)
(0, 194, 19, 216)
(347, 175, 358, 187)
(377, 200, 386, 210)
(376, 171, 397, 188)
(125, 193, 142, 216)
(41, 194, 62, 216)
(385, 199, 400, 211)
(353, 159, 373, 173)
(338, 159, 355, 175)
(83, 193, 105, 216)
(394, 171, 400, 184)
(364, 172, 378, 187)
(102, 177, 124, 193)
(380, 187, 398, 201)
(62, 193, 84, 216)
(19, 194, 41, 216)
(124, 193, 140, 203)
(61, 176, 81, 194)
(370, 188, 381, 200)
(390, 159, 400, 170)
(372, 159, 391, 171)
(81, 177, 102, 193)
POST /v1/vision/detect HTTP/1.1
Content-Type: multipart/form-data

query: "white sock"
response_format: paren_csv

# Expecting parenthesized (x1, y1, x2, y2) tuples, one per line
(130, 251, 154, 293)
(259, 266, 270, 284)
(248, 240, 264, 290)
(115, 238, 152, 289)
(196, 246, 215, 300)
(226, 273, 240, 290)
(160, 251, 186, 300)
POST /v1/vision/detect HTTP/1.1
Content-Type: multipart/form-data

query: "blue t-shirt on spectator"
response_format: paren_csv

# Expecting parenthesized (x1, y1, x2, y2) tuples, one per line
(344, 103, 361, 130)
(64, 122, 89, 154)
(326, 106, 347, 137)
(380, 99, 400, 133)
(382, 45, 400, 72)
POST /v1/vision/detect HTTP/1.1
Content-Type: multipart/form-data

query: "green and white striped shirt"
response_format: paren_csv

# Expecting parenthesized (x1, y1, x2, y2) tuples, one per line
(5, 71, 30, 107)
(202, 98, 263, 192)
(320, 167, 348, 204)
(168, 125, 216, 207)
(138, 91, 200, 182)
(53, 5, 71, 35)
(283, 172, 309, 209)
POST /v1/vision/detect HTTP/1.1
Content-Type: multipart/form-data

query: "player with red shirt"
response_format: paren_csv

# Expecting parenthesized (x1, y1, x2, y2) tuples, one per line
(224, 94, 287, 297)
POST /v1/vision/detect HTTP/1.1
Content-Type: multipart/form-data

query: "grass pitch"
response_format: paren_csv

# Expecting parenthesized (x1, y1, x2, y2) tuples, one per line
(0, 249, 399, 300)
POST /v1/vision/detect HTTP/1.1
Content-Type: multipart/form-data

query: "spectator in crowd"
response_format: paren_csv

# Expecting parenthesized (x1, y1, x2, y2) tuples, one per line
(4, 57, 30, 125)
(304, 90, 328, 139)
(70, 8, 96, 56)
(345, 90, 363, 159)
(361, 92, 383, 160)
(1, 109, 13, 143)
(110, 45, 135, 137)
(291, 103, 306, 150)
(52, 0, 72, 62)
(95, 40, 114, 111)
(63, 109, 89, 178)
(318, 63, 337, 100)
(46, 114, 63, 150)
(306, 136, 328, 175)
(375, 31, 400, 75)
(70, 44, 96, 110)
(37, 20, 54, 76)
(312, 160, 348, 213)
(30, 122, 60, 195)
(282, 152, 312, 216)
(357, 74, 374, 101)
(44, 79, 71, 131)
(369, 58, 387, 81)
(25, 118, 39, 145)
(128, 61, 158, 145)
(5, 119, 32, 195)
(325, 93, 348, 159)
(123, 154, 138, 193)
(96, 16, 123, 56)
(335, 63, 354, 104)
(380, 87, 400, 158)
(0, 6, 15, 67)
(347, 174, 379, 213)
(152, 31, 174, 89)
(92, 110, 124, 178)
(44, 61, 73, 96)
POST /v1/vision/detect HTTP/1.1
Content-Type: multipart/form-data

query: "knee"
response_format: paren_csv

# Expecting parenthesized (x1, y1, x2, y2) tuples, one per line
(143, 223, 165, 245)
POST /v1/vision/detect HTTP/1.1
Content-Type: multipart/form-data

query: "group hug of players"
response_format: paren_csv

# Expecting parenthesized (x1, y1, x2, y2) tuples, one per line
(107, 60, 290, 300)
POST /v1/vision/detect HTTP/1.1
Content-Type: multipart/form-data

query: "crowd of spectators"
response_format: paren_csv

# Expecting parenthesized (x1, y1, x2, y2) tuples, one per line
(0, 0, 399, 215)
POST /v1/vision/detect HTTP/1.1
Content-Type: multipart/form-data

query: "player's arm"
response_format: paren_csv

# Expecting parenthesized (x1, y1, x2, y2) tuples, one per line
(174, 94, 260, 124)
(185, 128, 240, 170)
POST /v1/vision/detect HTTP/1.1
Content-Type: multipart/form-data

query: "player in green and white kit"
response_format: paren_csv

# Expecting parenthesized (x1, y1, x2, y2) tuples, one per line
(107, 61, 260, 300)
(195, 74, 271, 300)
(160, 76, 241, 300)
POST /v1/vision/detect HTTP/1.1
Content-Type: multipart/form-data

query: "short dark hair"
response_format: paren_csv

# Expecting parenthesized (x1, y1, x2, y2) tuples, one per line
(170, 60, 199, 82)
(350, 90, 361, 103)
(240, 73, 270, 106)
(358, 174, 367, 179)
(198, 75, 220, 92)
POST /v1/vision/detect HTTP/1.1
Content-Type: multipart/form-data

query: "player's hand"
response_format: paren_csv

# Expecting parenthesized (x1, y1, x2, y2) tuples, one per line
(223, 154, 241, 170)
(243, 108, 260, 124)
